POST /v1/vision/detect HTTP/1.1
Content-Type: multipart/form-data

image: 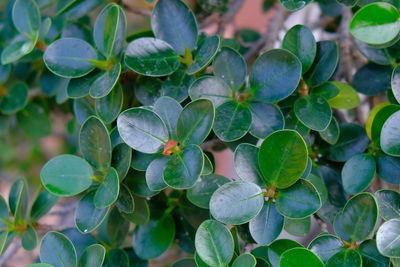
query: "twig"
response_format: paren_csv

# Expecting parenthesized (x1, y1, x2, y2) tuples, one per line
(0, 237, 21, 266)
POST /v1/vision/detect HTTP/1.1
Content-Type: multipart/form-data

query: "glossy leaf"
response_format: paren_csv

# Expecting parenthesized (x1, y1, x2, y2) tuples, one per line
(9, 178, 28, 224)
(188, 35, 220, 75)
(376, 219, 400, 257)
(22, 225, 38, 251)
(12, 0, 40, 39)
(359, 239, 390, 267)
(154, 96, 182, 140)
(40, 231, 77, 267)
(248, 101, 284, 139)
(308, 234, 344, 262)
(380, 110, 400, 156)
(258, 130, 308, 189)
(146, 156, 169, 191)
(284, 216, 311, 237)
(17, 103, 51, 138)
(44, 38, 97, 78)
(0, 82, 28, 114)
(210, 181, 264, 225)
(95, 83, 123, 124)
(267, 239, 303, 266)
(392, 65, 400, 104)
(1, 39, 36, 64)
(187, 174, 229, 209)
(341, 153, 376, 194)
(326, 250, 362, 267)
(250, 49, 302, 102)
(161, 68, 194, 102)
(294, 95, 332, 131)
(319, 117, 340, 145)
(116, 184, 135, 213)
(94, 168, 119, 208)
(30, 190, 59, 221)
(327, 82, 360, 109)
(75, 191, 110, 233)
(280, 248, 324, 267)
(89, 63, 121, 99)
(232, 254, 257, 267)
(376, 151, 400, 184)
(40, 155, 93, 197)
(234, 143, 266, 187)
(353, 63, 392, 96)
(213, 47, 246, 91)
(375, 189, 400, 220)
(189, 76, 232, 107)
(79, 244, 106, 267)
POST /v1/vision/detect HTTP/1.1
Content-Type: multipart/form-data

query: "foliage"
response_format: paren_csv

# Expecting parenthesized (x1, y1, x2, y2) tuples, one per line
(0, 0, 399, 266)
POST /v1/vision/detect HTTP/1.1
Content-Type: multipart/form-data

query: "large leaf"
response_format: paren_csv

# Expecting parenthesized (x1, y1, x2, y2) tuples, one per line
(188, 76, 232, 107)
(117, 107, 168, 153)
(258, 130, 308, 189)
(40, 155, 93, 196)
(177, 99, 214, 145)
(125, 38, 180, 77)
(210, 181, 264, 225)
(341, 153, 376, 194)
(250, 49, 302, 102)
(282, 25, 316, 73)
(376, 219, 400, 257)
(44, 38, 97, 78)
(75, 191, 110, 233)
(371, 104, 400, 147)
(380, 110, 400, 156)
(93, 3, 126, 58)
(294, 95, 332, 131)
(79, 116, 111, 171)
(40, 231, 77, 267)
(249, 201, 284, 245)
(187, 174, 229, 209)
(334, 193, 378, 242)
(195, 220, 234, 267)
(151, 0, 198, 55)
(132, 214, 175, 259)
(349, 2, 400, 46)
(12, 0, 40, 39)
(234, 143, 266, 187)
(213, 47, 246, 91)
(266, 239, 303, 266)
(280, 248, 324, 267)
(375, 189, 400, 221)
(375, 151, 400, 184)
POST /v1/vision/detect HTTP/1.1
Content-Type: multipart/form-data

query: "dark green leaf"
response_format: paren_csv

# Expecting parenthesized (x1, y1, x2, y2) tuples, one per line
(392, 65, 400, 104)
(326, 250, 362, 267)
(146, 156, 169, 191)
(154, 96, 182, 140)
(234, 143, 266, 187)
(40, 231, 77, 267)
(1, 39, 36, 64)
(106, 208, 130, 247)
(319, 116, 340, 145)
(94, 168, 119, 208)
(248, 102, 284, 139)
(73, 98, 95, 125)
(9, 177, 28, 223)
(380, 110, 400, 156)
(89, 63, 121, 99)
(376, 218, 400, 257)
(294, 95, 332, 131)
(375, 189, 400, 220)
(79, 244, 106, 267)
(267, 239, 302, 266)
(135, 76, 162, 106)
(188, 35, 220, 75)
(12, 0, 40, 39)
(352, 63, 392, 96)
(232, 254, 257, 267)
(95, 83, 123, 124)
(0, 82, 28, 114)
(342, 153, 376, 194)
(21, 224, 38, 251)
(189, 76, 232, 107)
(121, 194, 149, 225)
(67, 71, 99, 98)
(280, 248, 324, 267)
(161, 68, 194, 102)
(17, 103, 51, 138)
(308, 234, 344, 263)
(284, 216, 311, 237)
(103, 249, 129, 267)
(306, 173, 328, 204)
(30, 190, 58, 221)
(116, 183, 135, 213)
(111, 144, 131, 180)
(359, 239, 390, 267)
(375, 151, 400, 184)
(187, 174, 229, 209)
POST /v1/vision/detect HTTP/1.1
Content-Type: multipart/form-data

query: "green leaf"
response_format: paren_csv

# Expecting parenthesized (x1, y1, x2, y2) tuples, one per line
(188, 35, 220, 75)
(75, 190, 110, 233)
(177, 99, 214, 145)
(294, 95, 332, 131)
(359, 239, 390, 267)
(377, 219, 400, 257)
(280, 0, 312, 10)
(30, 190, 59, 221)
(392, 65, 400, 104)
(73, 98, 95, 125)
(106, 208, 130, 247)
(342, 153, 376, 194)
(132, 214, 175, 259)
(285, 110, 310, 137)
(319, 116, 340, 145)
(284, 216, 311, 237)
(12, 0, 40, 39)
(375, 151, 400, 184)
(259, 130, 308, 189)
(0, 82, 28, 114)
(0, 231, 8, 256)
(40, 231, 77, 267)
(232, 254, 257, 267)
(44, 38, 97, 78)
(282, 25, 316, 73)
(249, 201, 284, 245)
(1, 39, 36, 64)
(276, 179, 321, 218)
(95, 83, 123, 124)
(161, 68, 194, 102)
(353, 63, 392, 96)
(151, 0, 198, 55)
(0, 196, 9, 223)
(40, 155, 93, 196)
(326, 250, 362, 267)
(334, 192, 378, 242)
(214, 101, 252, 142)
(163, 144, 203, 189)
(67, 72, 99, 98)
(327, 82, 360, 109)
(9, 178, 28, 223)
(116, 183, 135, 213)
(93, 3, 126, 58)
(248, 102, 284, 139)
(280, 248, 324, 267)
(250, 49, 302, 102)
(154, 96, 182, 140)
(349, 2, 400, 46)
(234, 143, 266, 187)
(267, 239, 302, 266)
(79, 244, 106, 267)
(210, 181, 264, 225)
(375, 189, 400, 220)
(131, 151, 162, 171)
(117, 107, 168, 153)
(306, 173, 328, 204)
(103, 249, 129, 267)
(187, 174, 229, 209)
(171, 258, 197, 267)
(327, 123, 369, 162)
(26, 264, 54, 267)
(195, 219, 234, 267)
(94, 167, 119, 208)
(21, 224, 38, 251)
(304, 41, 339, 87)
(121, 194, 149, 225)
(17, 102, 51, 138)
(125, 37, 180, 77)
(146, 156, 169, 191)
(308, 234, 344, 262)
(189, 76, 232, 107)
(380, 110, 400, 156)
(79, 116, 112, 171)
(213, 47, 246, 91)
(202, 153, 214, 175)
(135, 76, 162, 105)
(89, 63, 121, 99)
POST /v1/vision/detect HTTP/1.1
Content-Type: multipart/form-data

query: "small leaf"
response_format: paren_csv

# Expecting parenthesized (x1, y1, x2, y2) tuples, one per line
(234, 143, 266, 187)
(106, 208, 130, 247)
(117, 107, 168, 153)
(327, 82, 360, 109)
(294, 95, 332, 131)
(40, 155, 93, 196)
(304, 41, 339, 87)
(79, 116, 112, 171)
(154, 96, 182, 140)
(280, 248, 324, 267)
(79, 244, 106, 267)
(17, 103, 51, 138)
(44, 38, 97, 78)
(187, 174, 229, 209)
(210, 181, 264, 225)
(380, 110, 400, 156)
(94, 167, 119, 208)
(8, 177, 28, 223)
(116, 184, 135, 213)
(326, 250, 362, 267)
(151, 0, 198, 55)
(319, 116, 340, 145)
(146, 156, 169, 191)
(282, 25, 316, 73)
(177, 99, 214, 145)
(189, 76, 232, 107)
(349, 2, 400, 46)
(375, 189, 400, 221)
(308, 234, 344, 262)
(341, 153, 376, 194)
(75, 191, 110, 233)
(258, 130, 308, 189)
(188, 35, 220, 75)
(121, 194, 149, 225)
(125, 38, 180, 77)
(161, 68, 194, 102)
(135, 76, 162, 105)
(275, 179, 321, 218)
(213, 101, 252, 142)
(371, 104, 400, 147)
(249, 201, 284, 245)
(375, 151, 400, 185)
(40, 231, 77, 267)
(250, 49, 302, 102)
(0, 82, 28, 114)
(1, 39, 36, 64)
(103, 249, 129, 267)
(132, 214, 175, 259)
(95, 83, 123, 124)
(163, 144, 203, 189)
(73, 98, 95, 125)
(248, 101, 284, 139)
(89, 63, 121, 99)
(212, 47, 246, 91)
(267, 239, 302, 266)
(284, 217, 311, 237)
(67, 71, 99, 98)
(30, 190, 59, 221)
(232, 254, 257, 267)
(195, 220, 234, 267)
(12, 0, 40, 39)
(377, 218, 400, 257)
